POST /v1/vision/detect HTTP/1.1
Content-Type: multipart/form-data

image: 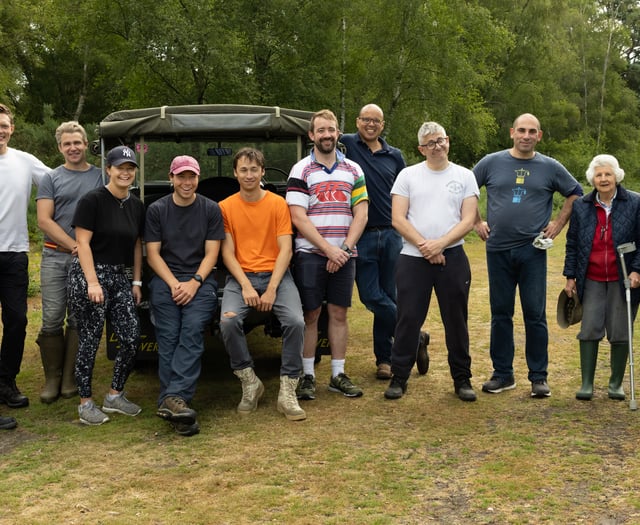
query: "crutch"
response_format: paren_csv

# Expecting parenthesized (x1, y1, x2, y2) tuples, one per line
(617, 242, 637, 410)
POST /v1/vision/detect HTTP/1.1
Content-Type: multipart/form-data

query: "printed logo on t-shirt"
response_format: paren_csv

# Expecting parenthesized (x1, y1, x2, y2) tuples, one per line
(447, 180, 463, 194)
(514, 168, 529, 184)
(512, 187, 526, 203)
(313, 181, 349, 203)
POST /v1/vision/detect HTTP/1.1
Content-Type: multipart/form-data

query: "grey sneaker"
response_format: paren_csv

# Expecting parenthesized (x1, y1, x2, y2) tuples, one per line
(531, 380, 551, 398)
(78, 400, 110, 426)
(102, 392, 142, 416)
(482, 376, 516, 394)
(296, 374, 316, 400)
(328, 373, 363, 398)
(157, 396, 197, 425)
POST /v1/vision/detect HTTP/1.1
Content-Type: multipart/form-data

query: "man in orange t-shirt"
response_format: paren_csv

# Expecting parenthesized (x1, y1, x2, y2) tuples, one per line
(219, 147, 306, 421)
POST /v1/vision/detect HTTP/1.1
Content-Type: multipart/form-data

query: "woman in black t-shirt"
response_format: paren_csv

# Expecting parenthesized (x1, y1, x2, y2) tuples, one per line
(68, 145, 145, 426)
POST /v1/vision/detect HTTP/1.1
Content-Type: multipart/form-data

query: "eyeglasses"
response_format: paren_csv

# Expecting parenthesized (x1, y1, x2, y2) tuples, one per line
(420, 137, 448, 149)
(358, 117, 383, 126)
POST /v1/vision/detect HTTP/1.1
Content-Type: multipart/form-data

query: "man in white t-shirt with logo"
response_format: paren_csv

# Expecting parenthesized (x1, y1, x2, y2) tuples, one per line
(385, 121, 478, 402)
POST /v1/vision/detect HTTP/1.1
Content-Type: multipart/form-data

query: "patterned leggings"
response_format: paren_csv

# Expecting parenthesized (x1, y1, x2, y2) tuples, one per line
(68, 260, 140, 399)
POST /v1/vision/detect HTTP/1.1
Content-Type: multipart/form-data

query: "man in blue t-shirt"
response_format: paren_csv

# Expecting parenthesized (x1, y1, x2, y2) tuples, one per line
(473, 113, 583, 398)
(341, 104, 429, 380)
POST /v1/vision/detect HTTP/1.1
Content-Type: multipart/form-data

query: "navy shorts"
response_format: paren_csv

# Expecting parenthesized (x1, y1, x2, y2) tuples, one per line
(293, 252, 355, 311)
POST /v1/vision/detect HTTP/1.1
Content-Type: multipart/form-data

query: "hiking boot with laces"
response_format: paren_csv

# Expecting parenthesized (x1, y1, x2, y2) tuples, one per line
(171, 420, 200, 437)
(78, 400, 110, 426)
(234, 367, 265, 414)
(102, 392, 142, 416)
(296, 374, 316, 400)
(277, 376, 306, 421)
(328, 373, 363, 398)
(384, 376, 407, 400)
(157, 396, 197, 425)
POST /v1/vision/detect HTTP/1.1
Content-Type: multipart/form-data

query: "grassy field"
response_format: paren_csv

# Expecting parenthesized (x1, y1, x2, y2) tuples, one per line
(1, 233, 640, 524)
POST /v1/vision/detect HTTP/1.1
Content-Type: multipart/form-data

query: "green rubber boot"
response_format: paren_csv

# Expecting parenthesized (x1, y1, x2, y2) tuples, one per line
(576, 340, 599, 401)
(608, 343, 629, 400)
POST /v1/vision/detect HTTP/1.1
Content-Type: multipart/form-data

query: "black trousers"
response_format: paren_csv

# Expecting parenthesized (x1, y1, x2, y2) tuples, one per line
(390, 247, 473, 385)
(0, 252, 29, 380)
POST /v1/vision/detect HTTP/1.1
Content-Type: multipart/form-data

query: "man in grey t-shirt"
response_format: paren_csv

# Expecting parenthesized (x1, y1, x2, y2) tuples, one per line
(36, 121, 103, 404)
(473, 113, 583, 398)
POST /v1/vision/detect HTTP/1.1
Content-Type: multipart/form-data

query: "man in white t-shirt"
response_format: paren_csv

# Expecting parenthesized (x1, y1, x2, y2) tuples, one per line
(385, 121, 479, 402)
(0, 103, 49, 427)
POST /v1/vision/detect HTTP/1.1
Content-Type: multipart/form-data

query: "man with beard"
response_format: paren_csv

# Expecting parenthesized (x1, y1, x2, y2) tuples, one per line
(286, 109, 369, 400)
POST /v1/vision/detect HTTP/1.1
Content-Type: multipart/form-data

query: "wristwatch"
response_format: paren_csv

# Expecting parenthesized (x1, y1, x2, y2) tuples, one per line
(340, 243, 353, 256)
(193, 274, 203, 285)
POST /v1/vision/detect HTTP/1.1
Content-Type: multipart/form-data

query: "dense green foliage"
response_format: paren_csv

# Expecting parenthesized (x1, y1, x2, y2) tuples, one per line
(2, 0, 640, 187)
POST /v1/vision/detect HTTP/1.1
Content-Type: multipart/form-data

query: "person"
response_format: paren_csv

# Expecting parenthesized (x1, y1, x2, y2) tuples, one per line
(473, 113, 583, 398)
(35, 121, 103, 404)
(0, 103, 48, 430)
(563, 154, 640, 401)
(219, 147, 306, 421)
(340, 104, 430, 380)
(145, 155, 224, 436)
(68, 145, 145, 425)
(384, 122, 478, 401)
(286, 109, 369, 399)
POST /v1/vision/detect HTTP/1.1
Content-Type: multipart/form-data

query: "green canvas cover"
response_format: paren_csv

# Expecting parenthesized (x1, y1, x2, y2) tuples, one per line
(99, 104, 314, 144)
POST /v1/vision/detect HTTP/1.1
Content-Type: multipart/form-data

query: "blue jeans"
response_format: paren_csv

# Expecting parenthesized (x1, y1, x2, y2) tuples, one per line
(487, 244, 548, 381)
(355, 227, 402, 365)
(0, 252, 28, 380)
(220, 270, 304, 377)
(40, 249, 76, 334)
(149, 274, 218, 405)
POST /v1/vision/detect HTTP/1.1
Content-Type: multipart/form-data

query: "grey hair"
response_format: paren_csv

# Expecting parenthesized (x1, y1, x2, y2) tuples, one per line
(418, 122, 446, 144)
(585, 154, 624, 185)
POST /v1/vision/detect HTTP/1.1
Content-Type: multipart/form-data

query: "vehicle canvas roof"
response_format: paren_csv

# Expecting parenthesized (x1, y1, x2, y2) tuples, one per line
(99, 104, 314, 144)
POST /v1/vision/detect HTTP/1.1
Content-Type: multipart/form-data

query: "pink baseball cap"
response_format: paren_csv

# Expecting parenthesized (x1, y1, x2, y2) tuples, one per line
(170, 155, 200, 175)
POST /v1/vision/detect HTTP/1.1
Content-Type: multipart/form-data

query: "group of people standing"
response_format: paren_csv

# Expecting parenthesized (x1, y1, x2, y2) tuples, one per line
(0, 102, 638, 435)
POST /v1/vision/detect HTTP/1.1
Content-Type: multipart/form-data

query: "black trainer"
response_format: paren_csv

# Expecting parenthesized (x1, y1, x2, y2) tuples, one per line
(416, 331, 430, 375)
(0, 378, 29, 408)
(455, 380, 477, 402)
(384, 376, 408, 400)
(481, 376, 516, 394)
(0, 415, 17, 430)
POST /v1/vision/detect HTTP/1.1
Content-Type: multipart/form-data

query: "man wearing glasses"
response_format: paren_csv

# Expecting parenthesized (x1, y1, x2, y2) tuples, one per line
(341, 104, 430, 381)
(0, 103, 49, 428)
(384, 122, 478, 402)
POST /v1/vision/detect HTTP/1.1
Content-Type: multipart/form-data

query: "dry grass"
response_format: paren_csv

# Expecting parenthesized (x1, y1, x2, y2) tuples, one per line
(2, 234, 640, 524)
